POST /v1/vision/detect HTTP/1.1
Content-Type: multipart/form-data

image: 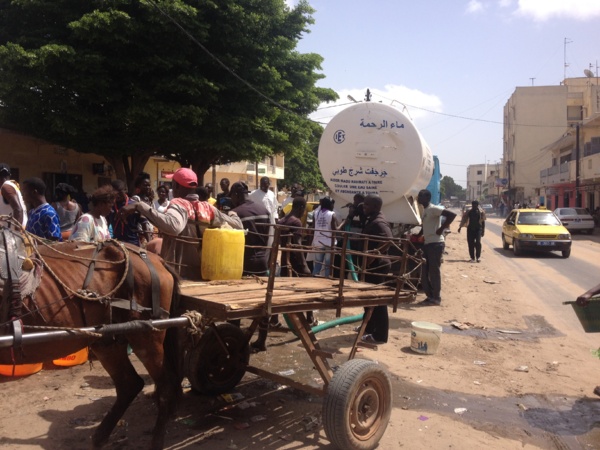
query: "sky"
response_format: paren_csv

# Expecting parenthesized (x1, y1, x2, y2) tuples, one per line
(286, 0, 600, 187)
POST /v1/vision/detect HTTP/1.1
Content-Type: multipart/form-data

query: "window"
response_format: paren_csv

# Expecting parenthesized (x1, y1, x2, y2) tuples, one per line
(477, 170, 482, 175)
(567, 105, 582, 122)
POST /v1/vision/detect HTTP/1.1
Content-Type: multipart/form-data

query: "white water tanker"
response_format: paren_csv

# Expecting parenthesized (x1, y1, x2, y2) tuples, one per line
(318, 102, 433, 224)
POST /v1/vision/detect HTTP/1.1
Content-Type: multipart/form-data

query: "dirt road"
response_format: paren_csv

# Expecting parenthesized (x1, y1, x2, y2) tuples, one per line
(1, 216, 599, 449)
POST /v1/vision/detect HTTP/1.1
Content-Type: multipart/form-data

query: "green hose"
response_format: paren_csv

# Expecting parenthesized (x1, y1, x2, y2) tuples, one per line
(344, 222, 359, 282)
(283, 313, 364, 335)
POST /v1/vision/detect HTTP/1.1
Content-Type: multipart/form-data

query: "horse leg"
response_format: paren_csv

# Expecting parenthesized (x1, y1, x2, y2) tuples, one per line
(90, 341, 145, 449)
(128, 330, 181, 450)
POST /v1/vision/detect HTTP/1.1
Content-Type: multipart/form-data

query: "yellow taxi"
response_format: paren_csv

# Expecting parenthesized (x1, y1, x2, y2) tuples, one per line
(502, 208, 572, 258)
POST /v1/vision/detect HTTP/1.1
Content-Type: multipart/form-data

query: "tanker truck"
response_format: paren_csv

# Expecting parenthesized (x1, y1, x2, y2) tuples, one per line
(318, 102, 436, 226)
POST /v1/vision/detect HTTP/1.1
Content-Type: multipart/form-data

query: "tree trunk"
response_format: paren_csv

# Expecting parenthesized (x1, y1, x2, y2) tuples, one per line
(105, 152, 152, 193)
(191, 159, 213, 186)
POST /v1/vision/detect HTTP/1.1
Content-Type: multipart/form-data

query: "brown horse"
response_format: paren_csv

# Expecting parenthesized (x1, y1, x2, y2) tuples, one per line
(0, 227, 182, 449)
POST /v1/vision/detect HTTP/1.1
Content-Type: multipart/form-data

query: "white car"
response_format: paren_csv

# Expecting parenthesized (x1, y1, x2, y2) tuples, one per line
(553, 207, 595, 234)
(481, 204, 494, 215)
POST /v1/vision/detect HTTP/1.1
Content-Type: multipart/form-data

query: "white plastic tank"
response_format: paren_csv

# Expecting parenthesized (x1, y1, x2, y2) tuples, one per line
(318, 102, 433, 224)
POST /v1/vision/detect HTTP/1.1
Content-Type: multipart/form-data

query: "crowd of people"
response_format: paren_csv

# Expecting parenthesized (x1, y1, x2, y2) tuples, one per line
(1, 162, 461, 342)
(3, 163, 598, 398)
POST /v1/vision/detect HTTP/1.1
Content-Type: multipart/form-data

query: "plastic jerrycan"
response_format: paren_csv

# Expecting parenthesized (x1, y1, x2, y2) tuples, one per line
(201, 228, 245, 280)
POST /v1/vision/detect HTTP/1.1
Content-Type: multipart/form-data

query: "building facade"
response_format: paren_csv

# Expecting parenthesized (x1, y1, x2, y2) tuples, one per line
(0, 128, 285, 204)
(466, 163, 501, 203)
(539, 78, 600, 211)
(503, 77, 600, 211)
(503, 85, 567, 207)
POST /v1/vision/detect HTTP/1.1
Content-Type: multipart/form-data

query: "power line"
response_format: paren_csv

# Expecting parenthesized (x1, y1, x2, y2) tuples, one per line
(145, 0, 328, 125)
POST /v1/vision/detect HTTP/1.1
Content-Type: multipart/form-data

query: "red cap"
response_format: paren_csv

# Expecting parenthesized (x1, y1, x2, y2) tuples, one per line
(167, 168, 198, 188)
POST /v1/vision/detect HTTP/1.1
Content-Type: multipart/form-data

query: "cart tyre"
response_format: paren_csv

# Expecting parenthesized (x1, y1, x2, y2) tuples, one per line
(185, 323, 250, 395)
(323, 359, 392, 450)
(502, 234, 509, 250)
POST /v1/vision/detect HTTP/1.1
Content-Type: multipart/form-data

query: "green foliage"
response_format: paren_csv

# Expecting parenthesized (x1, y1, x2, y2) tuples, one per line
(0, 0, 337, 183)
(280, 122, 326, 191)
(440, 176, 466, 201)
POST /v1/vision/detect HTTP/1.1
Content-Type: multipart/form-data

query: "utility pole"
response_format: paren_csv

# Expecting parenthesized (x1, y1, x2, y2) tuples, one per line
(575, 123, 581, 207)
(506, 160, 512, 207)
(575, 106, 583, 208)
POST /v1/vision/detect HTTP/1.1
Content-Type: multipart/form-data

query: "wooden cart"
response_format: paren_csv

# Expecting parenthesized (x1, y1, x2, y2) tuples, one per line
(178, 227, 420, 450)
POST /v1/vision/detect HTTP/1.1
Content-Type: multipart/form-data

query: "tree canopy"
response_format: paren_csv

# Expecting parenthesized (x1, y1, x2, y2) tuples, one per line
(279, 121, 326, 192)
(0, 0, 337, 185)
(440, 176, 466, 200)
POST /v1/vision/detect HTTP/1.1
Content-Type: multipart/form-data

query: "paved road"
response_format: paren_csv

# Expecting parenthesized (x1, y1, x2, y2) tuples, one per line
(485, 215, 600, 341)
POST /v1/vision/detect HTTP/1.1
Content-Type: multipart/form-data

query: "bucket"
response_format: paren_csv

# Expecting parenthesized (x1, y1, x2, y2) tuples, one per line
(53, 347, 89, 367)
(201, 228, 245, 280)
(0, 362, 43, 377)
(410, 321, 443, 355)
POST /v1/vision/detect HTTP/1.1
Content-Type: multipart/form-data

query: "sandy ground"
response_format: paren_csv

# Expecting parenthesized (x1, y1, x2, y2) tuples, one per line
(1, 215, 599, 450)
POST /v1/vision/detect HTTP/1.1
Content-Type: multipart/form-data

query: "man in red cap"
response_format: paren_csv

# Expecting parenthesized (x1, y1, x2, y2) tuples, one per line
(120, 167, 242, 280)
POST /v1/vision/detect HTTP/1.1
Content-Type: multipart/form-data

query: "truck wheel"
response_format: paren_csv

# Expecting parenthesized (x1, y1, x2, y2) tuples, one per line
(185, 323, 249, 395)
(502, 234, 509, 250)
(323, 359, 392, 450)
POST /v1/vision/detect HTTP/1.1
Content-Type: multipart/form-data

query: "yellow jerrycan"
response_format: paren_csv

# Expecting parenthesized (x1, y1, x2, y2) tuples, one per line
(201, 228, 245, 280)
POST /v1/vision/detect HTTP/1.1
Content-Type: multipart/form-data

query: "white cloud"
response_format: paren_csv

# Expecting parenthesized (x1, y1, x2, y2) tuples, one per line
(514, 0, 600, 21)
(466, 0, 485, 14)
(310, 85, 442, 125)
(284, 0, 299, 8)
(498, 0, 513, 8)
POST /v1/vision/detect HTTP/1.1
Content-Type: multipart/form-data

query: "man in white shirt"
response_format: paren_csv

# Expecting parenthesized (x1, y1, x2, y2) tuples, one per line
(250, 177, 278, 247)
(0, 163, 27, 228)
(417, 189, 456, 306)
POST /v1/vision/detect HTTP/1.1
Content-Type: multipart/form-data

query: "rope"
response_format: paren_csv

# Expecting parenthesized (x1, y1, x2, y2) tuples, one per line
(2, 222, 134, 301)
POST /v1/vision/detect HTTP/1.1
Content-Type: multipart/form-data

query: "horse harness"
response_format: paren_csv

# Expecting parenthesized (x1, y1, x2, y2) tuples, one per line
(80, 242, 169, 321)
(1, 234, 169, 351)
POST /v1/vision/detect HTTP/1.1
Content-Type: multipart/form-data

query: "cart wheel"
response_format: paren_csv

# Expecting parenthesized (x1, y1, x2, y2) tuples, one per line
(323, 359, 392, 450)
(185, 323, 250, 395)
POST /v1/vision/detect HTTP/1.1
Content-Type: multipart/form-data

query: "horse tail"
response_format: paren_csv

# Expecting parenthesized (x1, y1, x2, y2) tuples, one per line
(162, 265, 184, 385)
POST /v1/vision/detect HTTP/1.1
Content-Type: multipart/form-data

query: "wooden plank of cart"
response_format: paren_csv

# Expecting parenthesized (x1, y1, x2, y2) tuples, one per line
(179, 226, 421, 450)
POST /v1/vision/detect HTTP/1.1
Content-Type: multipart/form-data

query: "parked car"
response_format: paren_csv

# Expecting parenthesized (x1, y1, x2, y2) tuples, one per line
(553, 207, 595, 234)
(502, 209, 571, 258)
(481, 204, 494, 216)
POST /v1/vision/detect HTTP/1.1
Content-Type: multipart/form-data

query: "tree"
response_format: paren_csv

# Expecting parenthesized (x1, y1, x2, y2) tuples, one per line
(440, 176, 465, 201)
(0, 0, 336, 187)
(165, 0, 338, 181)
(279, 121, 326, 192)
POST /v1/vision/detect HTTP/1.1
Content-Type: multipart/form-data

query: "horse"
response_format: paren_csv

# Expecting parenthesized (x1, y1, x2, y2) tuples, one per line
(0, 223, 182, 449)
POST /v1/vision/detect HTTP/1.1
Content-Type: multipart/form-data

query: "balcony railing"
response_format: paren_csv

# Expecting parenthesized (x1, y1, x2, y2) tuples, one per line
(540, 161, 571, 185)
